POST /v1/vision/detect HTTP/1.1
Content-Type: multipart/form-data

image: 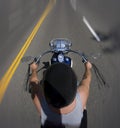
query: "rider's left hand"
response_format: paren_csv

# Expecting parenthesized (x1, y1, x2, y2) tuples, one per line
(30, 62, 39, 71)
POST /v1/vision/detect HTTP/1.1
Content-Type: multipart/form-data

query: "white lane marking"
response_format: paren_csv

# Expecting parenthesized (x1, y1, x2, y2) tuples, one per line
(83, 16, 101, 42)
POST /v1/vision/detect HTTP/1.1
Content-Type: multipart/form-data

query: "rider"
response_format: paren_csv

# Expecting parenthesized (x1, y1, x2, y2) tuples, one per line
(29, 61, 92, 128)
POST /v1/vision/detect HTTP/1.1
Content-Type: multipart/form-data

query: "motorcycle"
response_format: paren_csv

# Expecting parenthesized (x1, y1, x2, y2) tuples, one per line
(21, 38, 108, 92)
(21, 38, 109, 128)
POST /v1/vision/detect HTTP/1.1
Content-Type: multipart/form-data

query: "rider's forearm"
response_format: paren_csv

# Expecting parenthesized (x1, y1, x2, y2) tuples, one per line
(78, 62, 92, 109)
(30, 70, 39, 83)
(80, 67, 92, 90)
(29, 70, 39, 100)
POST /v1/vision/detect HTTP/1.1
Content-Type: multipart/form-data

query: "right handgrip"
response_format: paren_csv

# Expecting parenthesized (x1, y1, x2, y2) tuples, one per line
(82, 54, 88, 63)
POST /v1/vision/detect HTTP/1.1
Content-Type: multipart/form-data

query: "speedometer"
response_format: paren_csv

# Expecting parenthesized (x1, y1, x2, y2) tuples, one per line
(58, 54, 64, 62)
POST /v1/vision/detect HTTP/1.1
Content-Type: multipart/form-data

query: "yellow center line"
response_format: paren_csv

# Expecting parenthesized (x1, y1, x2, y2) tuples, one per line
(0, 0, 56, 103)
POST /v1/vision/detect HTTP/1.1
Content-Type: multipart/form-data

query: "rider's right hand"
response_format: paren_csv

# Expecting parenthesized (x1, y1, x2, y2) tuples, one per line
(84, 61, 92, 70)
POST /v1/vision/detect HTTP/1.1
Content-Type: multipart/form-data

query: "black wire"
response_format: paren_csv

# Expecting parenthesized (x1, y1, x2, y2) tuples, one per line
(92, 63, 109, 89)
(24, 64, 46, 92)
(24, 64, 31, 91)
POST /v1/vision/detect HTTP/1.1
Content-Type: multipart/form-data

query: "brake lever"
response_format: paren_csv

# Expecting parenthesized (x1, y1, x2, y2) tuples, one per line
(81, 53, 88, 63)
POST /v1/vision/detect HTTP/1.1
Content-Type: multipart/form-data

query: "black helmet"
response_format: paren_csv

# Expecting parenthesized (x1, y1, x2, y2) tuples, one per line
(43, 63, 77, 108)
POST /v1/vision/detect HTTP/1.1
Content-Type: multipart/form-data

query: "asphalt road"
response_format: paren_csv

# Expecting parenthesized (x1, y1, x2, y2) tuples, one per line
(0, 0, 120, 128)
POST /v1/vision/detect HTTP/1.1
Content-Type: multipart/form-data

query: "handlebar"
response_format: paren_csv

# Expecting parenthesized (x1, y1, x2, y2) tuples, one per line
(33, 49, 88, 65)
(22, 38, 88, 65)
(22, 38, 88, 90)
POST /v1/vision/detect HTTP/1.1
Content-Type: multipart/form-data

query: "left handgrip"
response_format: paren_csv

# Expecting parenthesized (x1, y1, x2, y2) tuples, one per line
(34, 57, 40, 65)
